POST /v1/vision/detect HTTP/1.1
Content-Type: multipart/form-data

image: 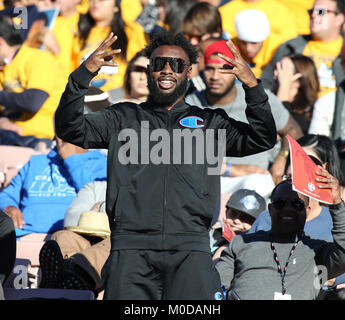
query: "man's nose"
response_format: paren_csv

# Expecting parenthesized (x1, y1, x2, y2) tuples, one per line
(161, 61, 173, 74)
(210, 69, 220, 80)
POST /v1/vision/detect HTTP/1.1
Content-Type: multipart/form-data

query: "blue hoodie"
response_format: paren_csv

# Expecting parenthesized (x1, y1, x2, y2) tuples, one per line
(0, 147, 107, 237)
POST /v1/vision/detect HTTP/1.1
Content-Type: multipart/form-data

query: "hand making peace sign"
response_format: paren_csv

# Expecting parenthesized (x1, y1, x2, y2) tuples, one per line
(84, 32, 121, 74)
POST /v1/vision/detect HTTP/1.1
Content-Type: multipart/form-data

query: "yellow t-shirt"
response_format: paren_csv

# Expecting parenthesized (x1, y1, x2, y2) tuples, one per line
(279, 0, 314, 35)
(121, 0, 143, 24)
(73, 21, 147, 92)
(77, 0, 89, 14)
(0, 45, 66, 139)
(52, 11, 80, 79)
(303, 37, 343, 98)
(219, 0, 298, 45)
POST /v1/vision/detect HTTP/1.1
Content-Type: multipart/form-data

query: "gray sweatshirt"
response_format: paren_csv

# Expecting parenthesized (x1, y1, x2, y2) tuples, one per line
(64, 180, 107, 228)
(216, 201, 345, 300)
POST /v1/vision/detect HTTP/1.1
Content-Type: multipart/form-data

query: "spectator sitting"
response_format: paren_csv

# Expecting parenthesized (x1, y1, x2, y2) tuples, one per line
(216, 172, 345, 300)
(0, 136, 107, 237)
(308, 44, 345, 177)
(109, 50, 149, 104)
(261, 0, 345, 100)
(211, 189, 266, 261)
(185, 39, 303, 196)
(39, 180, 110, 296)
(250, 134, 345, 235)
(181, 1, 225, 92)
(73, 0, 147, 93)
(0, 15, 66, 144)
(272, 54, 320, 135)
(249, 134, 345, 295)
(233, 9, 284, 79)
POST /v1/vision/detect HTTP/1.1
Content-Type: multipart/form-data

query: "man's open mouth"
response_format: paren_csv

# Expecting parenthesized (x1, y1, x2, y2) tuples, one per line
(158, 77, 176, 90)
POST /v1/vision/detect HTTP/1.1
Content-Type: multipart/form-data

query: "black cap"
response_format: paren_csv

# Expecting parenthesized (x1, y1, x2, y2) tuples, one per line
(226, 189, 266, 219)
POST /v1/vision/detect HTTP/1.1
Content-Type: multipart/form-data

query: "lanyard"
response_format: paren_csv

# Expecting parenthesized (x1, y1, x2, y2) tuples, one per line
(270, 239, 298, 295)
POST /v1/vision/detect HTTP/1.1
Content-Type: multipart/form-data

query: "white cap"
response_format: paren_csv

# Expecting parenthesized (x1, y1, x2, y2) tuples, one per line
(235, 9, 270, 42)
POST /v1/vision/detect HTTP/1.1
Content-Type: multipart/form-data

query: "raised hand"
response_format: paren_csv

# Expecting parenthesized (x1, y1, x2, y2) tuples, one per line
(84, 32, 121, 73)
(216, 39, 258, 88)
(316, 166, 342, 205)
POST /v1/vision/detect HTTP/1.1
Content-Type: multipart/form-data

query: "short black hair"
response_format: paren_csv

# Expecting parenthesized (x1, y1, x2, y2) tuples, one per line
(143, 31, 198, 65)
(0, 15, 22, 46)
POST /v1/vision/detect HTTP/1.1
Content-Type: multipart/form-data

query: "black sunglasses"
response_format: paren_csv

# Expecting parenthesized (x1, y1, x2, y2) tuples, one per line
(150, 57, 189, 73)
(308, 8, 339, 16)
(131, 65, 147, 73)
(272, 198, 306, 211)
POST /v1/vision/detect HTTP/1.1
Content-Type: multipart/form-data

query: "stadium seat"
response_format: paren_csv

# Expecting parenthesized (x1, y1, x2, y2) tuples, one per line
(0, 146, 36, 189)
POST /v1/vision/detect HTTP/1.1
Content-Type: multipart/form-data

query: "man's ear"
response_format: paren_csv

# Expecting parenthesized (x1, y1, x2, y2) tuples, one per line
(336, 13, 345, 28)
(187, 65, 194, 79)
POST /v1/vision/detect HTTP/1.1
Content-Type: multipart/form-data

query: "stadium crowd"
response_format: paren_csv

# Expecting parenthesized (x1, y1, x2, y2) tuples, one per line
(1, 0, 345, 300)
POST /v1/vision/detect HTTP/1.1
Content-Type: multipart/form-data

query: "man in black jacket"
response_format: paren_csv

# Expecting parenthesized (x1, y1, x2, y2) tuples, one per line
(54, 31, 277, 300)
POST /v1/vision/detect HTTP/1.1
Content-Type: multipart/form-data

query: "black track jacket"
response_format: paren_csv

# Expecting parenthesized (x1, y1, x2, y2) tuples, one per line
(55, 63, 277, 252)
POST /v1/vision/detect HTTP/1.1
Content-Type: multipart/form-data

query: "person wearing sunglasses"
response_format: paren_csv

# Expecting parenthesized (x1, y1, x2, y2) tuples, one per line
(54, 30, 277, 300)
(261, 0, 345, 100)
(181, 2, 226, 92)
(216, 168, 345, 300)
(110, 50, 150, 104)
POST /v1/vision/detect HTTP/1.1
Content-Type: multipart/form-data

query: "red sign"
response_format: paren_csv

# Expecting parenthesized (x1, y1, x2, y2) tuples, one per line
(287, 135, 333, 204)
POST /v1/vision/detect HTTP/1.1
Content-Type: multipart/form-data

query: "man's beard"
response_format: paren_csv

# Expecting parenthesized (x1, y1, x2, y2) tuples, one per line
(206, 78, 236, 100)
(147, 74, 189, 108)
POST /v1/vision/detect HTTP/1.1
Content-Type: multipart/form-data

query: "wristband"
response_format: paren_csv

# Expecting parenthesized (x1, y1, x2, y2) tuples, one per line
(225, 163, 232, 176)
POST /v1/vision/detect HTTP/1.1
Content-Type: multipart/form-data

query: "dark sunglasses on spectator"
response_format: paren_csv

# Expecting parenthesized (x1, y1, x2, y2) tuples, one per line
(184, 33, 203, 44)
(308, 8, 339, 16)
(150, 57, 189, 73)
(131, 65, 147, 73)
(272, 198, 306, 211)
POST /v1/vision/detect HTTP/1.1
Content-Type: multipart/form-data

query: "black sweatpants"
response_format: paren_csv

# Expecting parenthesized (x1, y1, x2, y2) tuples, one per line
(0, 210, 16, 284)
(101, 250, 223, 300)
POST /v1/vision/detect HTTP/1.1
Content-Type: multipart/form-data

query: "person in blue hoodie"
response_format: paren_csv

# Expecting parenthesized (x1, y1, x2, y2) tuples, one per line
(0, 136, 107, 237)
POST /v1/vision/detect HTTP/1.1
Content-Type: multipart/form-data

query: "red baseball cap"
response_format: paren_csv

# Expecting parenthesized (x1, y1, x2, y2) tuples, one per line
(204, 40, 235, 66)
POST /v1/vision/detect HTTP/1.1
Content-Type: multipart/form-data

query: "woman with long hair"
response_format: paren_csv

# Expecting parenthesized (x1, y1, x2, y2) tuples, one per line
(73, 0, 147, 93)
(272, 54, 320, 135)
(114, 50, 149, 104)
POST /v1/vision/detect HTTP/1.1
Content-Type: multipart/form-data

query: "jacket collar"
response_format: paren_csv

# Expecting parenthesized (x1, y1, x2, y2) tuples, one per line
(142, 98, 189, 113)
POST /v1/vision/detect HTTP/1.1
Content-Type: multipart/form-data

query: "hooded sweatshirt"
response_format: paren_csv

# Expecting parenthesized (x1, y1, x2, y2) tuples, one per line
(0, 147, 107, 236)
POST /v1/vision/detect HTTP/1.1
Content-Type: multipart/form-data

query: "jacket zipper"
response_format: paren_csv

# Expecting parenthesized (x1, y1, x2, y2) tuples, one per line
(162, 112, 171, 247)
